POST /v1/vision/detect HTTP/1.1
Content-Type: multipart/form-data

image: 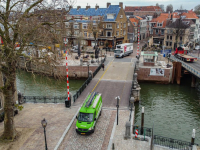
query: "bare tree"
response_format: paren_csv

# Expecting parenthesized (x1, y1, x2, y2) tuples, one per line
(166, 4, 173, 13)
(194, 5, 200, 15)
(0, 0, 75, 140)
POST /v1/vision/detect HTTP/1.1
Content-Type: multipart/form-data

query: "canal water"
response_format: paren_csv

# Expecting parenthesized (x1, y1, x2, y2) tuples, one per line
(17, 70, 200, 144)
(135, 78, 200, 144)
(16, 70, 85, 97)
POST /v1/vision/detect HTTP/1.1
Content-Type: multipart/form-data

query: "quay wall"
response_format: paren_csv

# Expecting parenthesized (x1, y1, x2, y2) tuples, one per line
(18, 58, 98, 79)
(137, 68, 172, 84)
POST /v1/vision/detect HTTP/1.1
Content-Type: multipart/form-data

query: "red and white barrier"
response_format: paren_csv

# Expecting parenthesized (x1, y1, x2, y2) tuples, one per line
(135, 129, 138, 138)
(66, 53, 70, 101)
(137, 25, 140, 56)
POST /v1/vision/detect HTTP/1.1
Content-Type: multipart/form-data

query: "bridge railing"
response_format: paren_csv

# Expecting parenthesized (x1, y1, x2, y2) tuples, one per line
(169, 56, 200, 78)
(73, 56, 106, 102)
(133, 125, 198, 149)
(20, 96, 67, 104)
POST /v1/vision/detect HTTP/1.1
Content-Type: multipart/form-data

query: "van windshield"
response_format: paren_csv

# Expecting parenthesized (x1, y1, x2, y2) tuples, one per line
(114, 50, 121, 54)
(78, 113, 93, 122)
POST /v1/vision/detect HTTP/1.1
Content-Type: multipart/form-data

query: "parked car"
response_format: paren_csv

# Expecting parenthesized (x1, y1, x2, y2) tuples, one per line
(70, 45, 78, 53)
(194, 45, 200, 50)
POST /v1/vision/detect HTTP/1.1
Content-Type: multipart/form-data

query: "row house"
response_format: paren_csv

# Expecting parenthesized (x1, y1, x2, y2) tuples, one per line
(125, 6, 163, 17)
(149, 10, 200, 49)
(65, 2, 128, 48)
(128, 16, 147, 42)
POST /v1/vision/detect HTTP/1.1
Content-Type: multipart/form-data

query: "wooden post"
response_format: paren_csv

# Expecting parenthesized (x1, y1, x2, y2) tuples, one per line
(176, 62, 182, 85)
(191, 75, 196, 88)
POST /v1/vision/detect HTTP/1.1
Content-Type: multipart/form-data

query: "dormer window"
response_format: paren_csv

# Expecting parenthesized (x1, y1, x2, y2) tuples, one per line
(120, 15, 123, 18)
(157, 23, 163, 27)
(107, 14, 114, 19)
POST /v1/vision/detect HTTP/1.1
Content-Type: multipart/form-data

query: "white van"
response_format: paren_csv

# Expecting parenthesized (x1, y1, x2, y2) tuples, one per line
(114, 43, 133, 58)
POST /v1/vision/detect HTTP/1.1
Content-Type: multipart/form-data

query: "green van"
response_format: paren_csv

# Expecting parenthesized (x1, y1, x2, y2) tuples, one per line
(76, 92, 102, 135)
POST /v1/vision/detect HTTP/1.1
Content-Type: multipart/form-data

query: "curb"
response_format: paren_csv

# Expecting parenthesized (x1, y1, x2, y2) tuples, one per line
(54, 107, 81, 150)
(107, 114, 117, 150)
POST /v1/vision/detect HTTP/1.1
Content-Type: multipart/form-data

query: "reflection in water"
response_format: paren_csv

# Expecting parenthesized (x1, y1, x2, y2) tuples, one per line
(16, 70, 85, 97)
(135, 82, 200, 144)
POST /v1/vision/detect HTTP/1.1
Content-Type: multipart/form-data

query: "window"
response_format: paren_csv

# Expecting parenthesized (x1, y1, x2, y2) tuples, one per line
(74, 24, 79, 29)
(120, 15, 123, 18)
(167, 35, 169, 39)
(128, 23, 130, 26)
(156, 29, 159, 34)
(169, 42, 172, 46)
(124, 30, 126, 35)
(78, 113, 93, 122)
(116, 31, 119, 36)
(107, 14, 114, 19)
(65, 23, 70, 28)
(106, 31, 112, 37)
(84, 31, 87, 37)
(166, 42, 168, 46)
(180, 36, 182, 41)
(157, 23, 162, 27)
(74, 31, 79, 36)
(123, 30, 126, 35)
(170, 36, 172, 40)
(117, 23, 119, 28)
(82, 23, 88, 29)
(124, 23, 126, 28)
(106, 23, 112, 29)
(150, 29, 153, 34)
(161, 29, 164, 35)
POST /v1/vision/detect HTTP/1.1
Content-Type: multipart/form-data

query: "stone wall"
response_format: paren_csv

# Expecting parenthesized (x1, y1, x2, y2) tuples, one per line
(137, 68, 172, 83)
(18, 58, 98, 78)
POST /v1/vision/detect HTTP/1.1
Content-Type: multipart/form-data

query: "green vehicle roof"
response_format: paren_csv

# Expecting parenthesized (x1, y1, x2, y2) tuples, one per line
(80, 93, 101, 114)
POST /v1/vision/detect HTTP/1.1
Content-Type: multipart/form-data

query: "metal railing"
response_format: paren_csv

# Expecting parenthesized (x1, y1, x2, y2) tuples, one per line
(154, 135, 193, 150)
(133, 126, 153, 137)
(133, 125, 198, 149)
(20, 96, 67, 103)
(73, 76, 92, 102)
(73, 56, 106, 102)
(169, 56, 200, 78)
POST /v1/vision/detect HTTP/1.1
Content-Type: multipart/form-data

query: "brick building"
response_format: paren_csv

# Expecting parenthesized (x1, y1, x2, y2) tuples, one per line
(66, 2, 128, 48)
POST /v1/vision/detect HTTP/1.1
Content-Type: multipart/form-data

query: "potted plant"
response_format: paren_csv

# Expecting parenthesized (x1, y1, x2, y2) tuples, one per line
(90, 55, 94, 63)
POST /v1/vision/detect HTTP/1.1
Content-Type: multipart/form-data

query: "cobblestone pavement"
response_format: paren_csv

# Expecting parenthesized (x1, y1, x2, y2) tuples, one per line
(0, 103, 79, 150)
(58, 109, 116, 150)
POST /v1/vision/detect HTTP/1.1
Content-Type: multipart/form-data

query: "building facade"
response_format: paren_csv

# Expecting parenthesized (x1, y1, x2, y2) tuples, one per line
(65, 2, 128, 48)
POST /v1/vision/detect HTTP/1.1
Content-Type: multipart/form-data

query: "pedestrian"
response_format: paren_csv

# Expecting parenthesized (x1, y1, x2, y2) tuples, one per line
(102, 63, 104, 71)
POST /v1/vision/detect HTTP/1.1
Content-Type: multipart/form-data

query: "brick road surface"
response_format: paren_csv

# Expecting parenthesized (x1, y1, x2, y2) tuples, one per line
(59, 109, 116, 150)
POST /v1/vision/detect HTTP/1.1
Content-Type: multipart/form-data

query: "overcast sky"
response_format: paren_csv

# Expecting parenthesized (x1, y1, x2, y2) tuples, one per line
(73, 0, 199, 11)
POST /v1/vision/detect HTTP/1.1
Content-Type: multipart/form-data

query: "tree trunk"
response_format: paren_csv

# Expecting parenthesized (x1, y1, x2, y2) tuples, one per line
(2, 70, 16, 140)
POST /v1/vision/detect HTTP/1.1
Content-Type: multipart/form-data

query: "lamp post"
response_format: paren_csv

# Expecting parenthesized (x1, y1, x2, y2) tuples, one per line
(115, 96, 120, 125)
(87, 61, 90, 78)
(114, 36, 116, 49)
(41, 118, 48, 150)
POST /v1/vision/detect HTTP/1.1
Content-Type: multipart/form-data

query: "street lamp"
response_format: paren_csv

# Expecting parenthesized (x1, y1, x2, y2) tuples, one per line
(87, 61, 90, 78)
(41, 118, 48, 150)
(115, 96, 120, 125)
(114, 36, 116, 49)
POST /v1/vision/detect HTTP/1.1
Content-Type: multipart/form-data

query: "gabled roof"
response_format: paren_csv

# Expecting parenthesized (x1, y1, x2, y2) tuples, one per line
(69, 5, 121, 22)
(129, 18, 139, 26)
(125, 6, 162, 12)
(150, 13, 169, 28)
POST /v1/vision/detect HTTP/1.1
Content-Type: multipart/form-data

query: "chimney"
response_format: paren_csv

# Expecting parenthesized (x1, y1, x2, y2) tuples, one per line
(86, 5, 90, 10)
(95, 4, 99, 10)
(107, 2, 111, 8)
(171, 14, 173, 20)
(119, 2, 123, 9)
(77, 6, 81, 10)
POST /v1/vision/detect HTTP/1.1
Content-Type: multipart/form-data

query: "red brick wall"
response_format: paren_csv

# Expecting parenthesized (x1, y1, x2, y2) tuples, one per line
(137, 68, 171, 83)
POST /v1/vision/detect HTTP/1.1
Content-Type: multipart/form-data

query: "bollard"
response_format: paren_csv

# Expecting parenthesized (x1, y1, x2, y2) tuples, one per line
(135, 128, 138, 138)
(141, 107, 144, 135)
(124, 121, 131, 139)
(112, 143, 115, 150)
(191, 129, 195, 145)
